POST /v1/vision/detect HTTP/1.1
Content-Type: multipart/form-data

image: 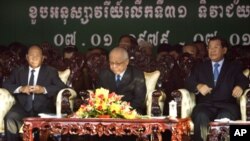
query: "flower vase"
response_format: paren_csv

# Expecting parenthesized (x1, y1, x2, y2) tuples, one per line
(97, 115, 111, 118)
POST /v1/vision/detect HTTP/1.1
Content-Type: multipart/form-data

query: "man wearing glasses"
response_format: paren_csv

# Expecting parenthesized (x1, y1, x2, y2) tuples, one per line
(97, 47, 146, 115)
(97, 47, 146, 141)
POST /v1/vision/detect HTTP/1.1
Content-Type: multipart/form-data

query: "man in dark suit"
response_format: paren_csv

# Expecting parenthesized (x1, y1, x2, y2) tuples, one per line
(96, 47, 146, 141)
(185, 37, 249, 141)
(3, 45, 66, 141)
(97, 47, 146, 115)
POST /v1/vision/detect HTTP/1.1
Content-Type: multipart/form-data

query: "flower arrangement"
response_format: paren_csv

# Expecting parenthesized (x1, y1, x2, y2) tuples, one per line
(74, 87, 140, 119)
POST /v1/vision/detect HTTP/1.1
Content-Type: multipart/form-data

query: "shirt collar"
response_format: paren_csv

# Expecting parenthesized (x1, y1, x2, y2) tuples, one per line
(117, 70, 126, 79)
(29, 66, 41, 73)
(212, 58, 224, 67)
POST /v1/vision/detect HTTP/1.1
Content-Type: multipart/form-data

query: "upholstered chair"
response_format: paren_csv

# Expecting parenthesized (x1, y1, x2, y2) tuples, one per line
(144, 70, 166, 116)
(171, 67, 250, 136)
(0, 68, 77, 134)
(0, 89, 15, 133)
(129, 50, 167, 116)
(171, 87, 250, 136)
(85, 50, 167, 117)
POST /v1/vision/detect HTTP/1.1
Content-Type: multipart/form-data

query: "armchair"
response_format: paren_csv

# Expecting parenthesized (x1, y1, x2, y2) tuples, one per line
(84, 49, 170, 117)
(171, 68, 250, 121)
(0, 88, 15, 133)
(171, 68, 250, 136)
(0, 68, 77, 134)
(171, 52, 250, 138)
(144, 70, 166, 116)
(171, 87, 250, 136)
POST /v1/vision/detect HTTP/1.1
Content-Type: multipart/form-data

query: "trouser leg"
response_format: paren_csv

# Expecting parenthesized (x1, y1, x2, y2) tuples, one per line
(192, 104, 217, 141)
(4, 111, 24, 141)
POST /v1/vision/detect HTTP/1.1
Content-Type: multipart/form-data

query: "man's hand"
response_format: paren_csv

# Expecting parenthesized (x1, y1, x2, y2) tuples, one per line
(29, 85, 45, 94)
(232, 85, 243, 98)
(19, 85, 32, 95)
(197, 83, 212, 96)
(20, 85, 45, 94)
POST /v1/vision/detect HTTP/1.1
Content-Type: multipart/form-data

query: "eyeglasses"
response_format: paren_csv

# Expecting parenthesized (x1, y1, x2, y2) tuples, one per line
(109, 59, 128, 66)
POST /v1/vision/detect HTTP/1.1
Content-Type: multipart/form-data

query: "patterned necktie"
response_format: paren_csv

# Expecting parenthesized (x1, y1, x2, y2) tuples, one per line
(26, 69, 35, 112)
(213, 63, 220, 85)
(116, 75, 121, 87)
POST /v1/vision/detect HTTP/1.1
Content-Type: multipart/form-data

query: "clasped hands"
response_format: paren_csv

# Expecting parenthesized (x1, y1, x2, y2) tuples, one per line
(196, 84, 243, 98)
(20, 85, 45, 95)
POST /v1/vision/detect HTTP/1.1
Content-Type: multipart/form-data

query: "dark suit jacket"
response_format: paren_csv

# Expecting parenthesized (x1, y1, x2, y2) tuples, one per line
(185, 59, 249, 116)
(97, 65, 147, 114)
(3, 65, 66, 113)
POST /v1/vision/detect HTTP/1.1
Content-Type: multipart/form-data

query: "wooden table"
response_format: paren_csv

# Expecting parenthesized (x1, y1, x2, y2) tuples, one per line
(22, 117, 190, 141)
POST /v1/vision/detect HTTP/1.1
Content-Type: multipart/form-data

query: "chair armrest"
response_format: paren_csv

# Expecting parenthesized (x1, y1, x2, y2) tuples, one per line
(144, 70, 162, 116)
(239, 88, 250, 121)
(56, 88, 77, 117)
(0, 88, 15, 132)
(172, 88, 249, 121)
(171, 89, 195, 118)
(146, 90, 166, 116)
(58, 68, 71, 85)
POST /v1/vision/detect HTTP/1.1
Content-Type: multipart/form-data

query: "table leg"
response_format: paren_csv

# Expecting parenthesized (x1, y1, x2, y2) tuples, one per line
(152, 133, 162, 141)
(136, 135, 150, 141)
(23, 124, 33, 141)
(140, 133, 162, 141)
(39, 130, 50, 141)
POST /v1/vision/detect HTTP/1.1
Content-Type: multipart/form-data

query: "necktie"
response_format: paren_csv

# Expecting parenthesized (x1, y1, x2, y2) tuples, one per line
(116, 75, 121, 87)
(213, 63, 220, 85)
(29, 69, 35, 86)
(26, 69, 35, 112)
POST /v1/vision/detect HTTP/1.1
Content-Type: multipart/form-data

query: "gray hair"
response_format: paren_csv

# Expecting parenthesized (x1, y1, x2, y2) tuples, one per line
(109, 47, 129, 61)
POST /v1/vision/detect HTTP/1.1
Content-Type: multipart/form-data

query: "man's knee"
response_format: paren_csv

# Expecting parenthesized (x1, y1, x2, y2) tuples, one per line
(192, 112, 210, 124)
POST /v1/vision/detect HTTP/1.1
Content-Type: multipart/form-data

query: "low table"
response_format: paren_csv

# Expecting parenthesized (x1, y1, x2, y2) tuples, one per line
(22, 117, 190, 141)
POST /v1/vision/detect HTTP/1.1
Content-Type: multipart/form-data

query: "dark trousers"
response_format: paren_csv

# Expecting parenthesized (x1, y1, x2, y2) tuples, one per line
(191, 103, 240, 141)
(4, 104, 37, 141)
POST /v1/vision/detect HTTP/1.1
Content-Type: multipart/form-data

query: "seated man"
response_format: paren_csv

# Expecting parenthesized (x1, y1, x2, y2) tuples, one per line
(96, 47, 147, 141)
(97, 47, 146, 115)
(185, 37, 249, 141)
(3, 45, 66, 141)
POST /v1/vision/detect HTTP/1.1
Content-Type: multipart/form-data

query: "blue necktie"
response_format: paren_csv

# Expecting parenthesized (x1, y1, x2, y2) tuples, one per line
(26, 69, 35, 112)
(116, 75, 121, 87)
(213, 63, 220, 85)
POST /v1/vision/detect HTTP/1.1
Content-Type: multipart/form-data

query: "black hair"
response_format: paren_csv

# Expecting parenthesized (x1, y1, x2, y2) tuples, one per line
(157, 43, 172, 53)
(118, 34, 138, 49)
(208, 36, 229, 48)
(63, 45, 78, 53)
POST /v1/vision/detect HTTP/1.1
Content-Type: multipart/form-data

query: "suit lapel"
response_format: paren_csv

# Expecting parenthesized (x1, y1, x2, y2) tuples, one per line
(116, 67, 131, 91)
(119, 67, 131, 87)
(36, 65, 45, 85)
(108, 71, 116, 91)
(216, 60, 229, 87)
(22, 67, 30, 85)
(206, 61, 214, 87)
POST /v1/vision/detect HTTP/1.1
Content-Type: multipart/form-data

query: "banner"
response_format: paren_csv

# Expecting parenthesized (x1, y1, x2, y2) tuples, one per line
(0, 0, 249, 52)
